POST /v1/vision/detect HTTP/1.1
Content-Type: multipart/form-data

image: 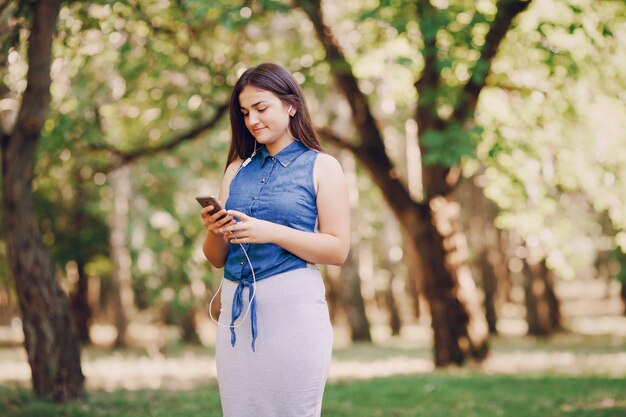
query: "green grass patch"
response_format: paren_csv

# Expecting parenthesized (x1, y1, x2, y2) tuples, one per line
(1, 374, 625, 417)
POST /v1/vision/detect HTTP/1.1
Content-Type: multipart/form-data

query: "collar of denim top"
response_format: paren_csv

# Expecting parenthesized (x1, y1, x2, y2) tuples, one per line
(259, 140, 307, 168)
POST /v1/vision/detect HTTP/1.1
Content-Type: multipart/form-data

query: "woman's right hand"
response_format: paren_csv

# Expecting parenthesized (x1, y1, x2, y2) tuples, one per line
(201, 204, 235, 237)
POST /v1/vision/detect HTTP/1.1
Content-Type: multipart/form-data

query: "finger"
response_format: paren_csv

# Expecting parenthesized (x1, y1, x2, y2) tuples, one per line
(230, 236, 249, 244)
(227, 210, 249, 221)
(228, 230, 249, 239)
(211, 209, 229, 221)
(221, 219, 245, 231)
(216, 215, 233, 226)
(201, 206, 215, 216)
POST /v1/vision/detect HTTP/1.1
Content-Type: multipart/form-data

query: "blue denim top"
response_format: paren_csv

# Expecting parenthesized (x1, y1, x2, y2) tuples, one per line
(224, 140, 319, 350)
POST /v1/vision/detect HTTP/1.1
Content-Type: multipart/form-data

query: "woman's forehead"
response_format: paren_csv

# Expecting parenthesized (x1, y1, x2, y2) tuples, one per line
(239, 85, 279, 107)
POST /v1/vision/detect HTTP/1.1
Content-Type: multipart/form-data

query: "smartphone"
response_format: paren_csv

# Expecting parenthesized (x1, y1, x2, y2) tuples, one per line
(195, 196, 225, 217)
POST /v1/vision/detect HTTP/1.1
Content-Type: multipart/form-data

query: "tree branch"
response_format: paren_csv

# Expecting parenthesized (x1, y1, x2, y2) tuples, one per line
(454, 0, 533, 123)
(295, 0, 417, 215)
(415, 0, 444, 132)
(0, 0, 11, 17)
(93, 103, 228, 172)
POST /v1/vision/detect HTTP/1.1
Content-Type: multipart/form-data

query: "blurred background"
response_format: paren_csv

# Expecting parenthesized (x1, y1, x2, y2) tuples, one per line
(0, 0, 625, 411)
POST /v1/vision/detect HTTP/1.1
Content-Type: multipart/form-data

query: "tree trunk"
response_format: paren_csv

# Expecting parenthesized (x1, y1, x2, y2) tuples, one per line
(180, 309, 201, 344)
(382, 207, 403, 336)
(543, 262, 561, 330)
(0, 286, 16, 325)
(108, 165, 136, 347)
(412, 203, 489, 365)
(402, 230, 422, 319)
(339, 152, 371, 342)
(478, 249, 499, 334)
(69, 179, 92, 344)
(621, 280, 626, 316)
(0, 0, 84, 401)
(297, 0, 496, 365)
(497, 230, 513, 303)
(460, 176, 504, 335)
(385, 277, 402, 336)
(69, 259, 91, 344)
(523, 258, 561, 336)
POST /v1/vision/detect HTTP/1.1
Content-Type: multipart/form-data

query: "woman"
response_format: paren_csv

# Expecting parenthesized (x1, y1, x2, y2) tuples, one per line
(200, 63, 350, 417)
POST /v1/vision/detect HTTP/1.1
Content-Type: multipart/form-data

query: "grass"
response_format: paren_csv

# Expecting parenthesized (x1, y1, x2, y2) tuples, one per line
(2, 327, 626, 417)
(1, 373, 625, 417)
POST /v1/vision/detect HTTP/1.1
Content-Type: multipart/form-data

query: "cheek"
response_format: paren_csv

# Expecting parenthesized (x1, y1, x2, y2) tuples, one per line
(266, 112, 287, 128)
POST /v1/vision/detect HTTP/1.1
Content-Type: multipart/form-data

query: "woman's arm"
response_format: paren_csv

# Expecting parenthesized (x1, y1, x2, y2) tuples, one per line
(222, 153, 350, 266)
(201, 160, 241, 268)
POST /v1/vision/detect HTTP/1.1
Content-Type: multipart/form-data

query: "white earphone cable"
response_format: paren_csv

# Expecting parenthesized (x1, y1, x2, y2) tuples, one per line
(208, 155, 257, 329)
(208, 242, 256, 328)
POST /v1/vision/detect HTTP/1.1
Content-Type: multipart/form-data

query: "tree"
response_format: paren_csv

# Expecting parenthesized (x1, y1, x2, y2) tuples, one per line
(291, 0, 532, 366)
(477, 0, 626, 324)
(34, 1, 234, 345)
(0, 0, 84, 401)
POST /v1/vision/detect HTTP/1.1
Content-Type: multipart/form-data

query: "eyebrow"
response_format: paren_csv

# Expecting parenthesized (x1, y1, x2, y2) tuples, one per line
(240, 100, 268, 111)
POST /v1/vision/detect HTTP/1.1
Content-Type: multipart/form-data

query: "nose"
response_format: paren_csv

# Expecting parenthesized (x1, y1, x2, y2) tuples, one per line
(248, 111, 260, 125)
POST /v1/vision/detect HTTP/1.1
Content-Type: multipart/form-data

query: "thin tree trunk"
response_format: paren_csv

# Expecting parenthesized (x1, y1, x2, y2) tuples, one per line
(621, 280, 626, 316)
(0, 287, 16, 325)
(69, 178, 92, 344)
(180, 309, 201, 344)
(108, 165, 135, 347)
(497, 230, 513, 303)
(340, 151, 371, 342)
(542, 262, 561, 330)
(478, 249, 499, 334)
(70, 259, 91, 344)
(461, 176, 503, 335)
(382, 207, 403, 336)
(1, 0, 84, 401)
(385, 276, 402, 336)
(523, 258, 561, 336)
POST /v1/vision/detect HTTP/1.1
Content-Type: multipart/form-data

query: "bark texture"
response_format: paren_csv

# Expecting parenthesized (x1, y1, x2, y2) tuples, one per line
(1, 0, 85, 401)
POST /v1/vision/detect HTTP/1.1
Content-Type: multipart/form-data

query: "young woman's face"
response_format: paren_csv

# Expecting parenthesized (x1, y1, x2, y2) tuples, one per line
(239, 85, 293, 150)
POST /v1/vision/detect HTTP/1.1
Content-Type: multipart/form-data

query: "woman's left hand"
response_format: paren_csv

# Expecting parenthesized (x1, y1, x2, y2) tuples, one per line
(219, 210, 276, 244)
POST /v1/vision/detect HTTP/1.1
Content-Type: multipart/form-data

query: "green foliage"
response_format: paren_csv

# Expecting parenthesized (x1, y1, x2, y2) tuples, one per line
(421, 123, 479, 167)
(1, 0, 625, 329)
(474, 0, 626, 279)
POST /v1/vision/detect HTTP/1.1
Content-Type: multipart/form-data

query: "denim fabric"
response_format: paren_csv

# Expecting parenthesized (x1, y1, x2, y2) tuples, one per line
(224, 140, 319, 349)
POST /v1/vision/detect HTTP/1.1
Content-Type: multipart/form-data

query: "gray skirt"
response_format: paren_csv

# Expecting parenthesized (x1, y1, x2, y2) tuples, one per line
(216, 267, 333, 417)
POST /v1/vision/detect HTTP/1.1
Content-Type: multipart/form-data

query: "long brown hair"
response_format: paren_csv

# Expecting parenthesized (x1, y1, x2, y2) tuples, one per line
(225, 63, 322, 168)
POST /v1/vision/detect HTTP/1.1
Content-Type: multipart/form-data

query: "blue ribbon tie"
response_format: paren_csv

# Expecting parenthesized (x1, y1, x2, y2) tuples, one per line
(229, 278, 257, 351)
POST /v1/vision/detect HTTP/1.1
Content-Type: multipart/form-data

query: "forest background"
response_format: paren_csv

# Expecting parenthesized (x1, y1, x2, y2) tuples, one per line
(0, 0, 625, 412)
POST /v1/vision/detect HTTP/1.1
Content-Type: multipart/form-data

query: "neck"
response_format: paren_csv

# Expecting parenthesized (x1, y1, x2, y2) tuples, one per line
(266, 136, 294, 156)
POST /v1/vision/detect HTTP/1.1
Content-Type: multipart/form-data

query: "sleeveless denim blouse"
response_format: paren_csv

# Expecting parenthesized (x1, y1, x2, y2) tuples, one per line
(224, 140, 319, 350)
